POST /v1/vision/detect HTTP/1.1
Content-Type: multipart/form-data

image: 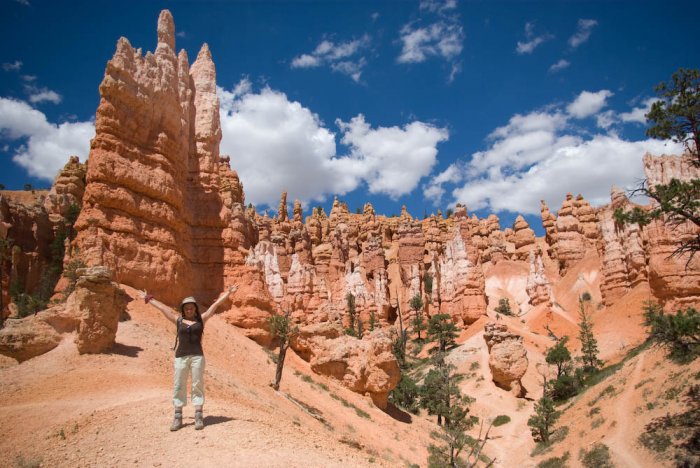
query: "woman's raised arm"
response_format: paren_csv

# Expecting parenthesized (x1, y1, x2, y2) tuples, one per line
(138, 290, 179, 325)
(201, 285, 238, 323)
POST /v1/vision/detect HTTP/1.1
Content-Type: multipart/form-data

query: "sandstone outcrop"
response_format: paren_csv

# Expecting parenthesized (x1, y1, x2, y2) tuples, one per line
(642, 153, 700, 310)
(0, 300, 82, 362)
(0, 314, 62, 362)
(512, 215, 536, 261)
(437, 223, 487, 325)
(483, 322, 528, 396)
(526, 248, 552, 307)
(295, 325, 400, 409)
(597, 188, 647, 305)
(66, 266, 130, 354)
(43, 156, 86, 225)
(551, 194, 589, 273)
(73, 10, 259, 309)
(0, 191, 53, 317)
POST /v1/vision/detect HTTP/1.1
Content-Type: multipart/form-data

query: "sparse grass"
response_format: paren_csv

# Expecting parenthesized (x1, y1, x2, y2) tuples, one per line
(531, 426, 570, 457)
(329, 392, 371, 419)
(537, 451, 570, 468)
(339, 436, 363, 450)
(265, 348, 278, 364)
(582, 340, 651, 391)
(588, 385, 616, 407)
(646, 402, 655, 411)
(579, 443, 613, 468)
(470, 361, 480, 371)
(295, 371, 331, 392)
(665, 386, 682, 401)
(517, 400, 527, 411)
(301, 374, 314, 383)
(14, 455, 42, 468)
(492, 415, 511, 427)
(639, 431, 672, 453)
(591, 417, 606, 429)
(588, 407, 600, 417)
(635, 378, 654, 389)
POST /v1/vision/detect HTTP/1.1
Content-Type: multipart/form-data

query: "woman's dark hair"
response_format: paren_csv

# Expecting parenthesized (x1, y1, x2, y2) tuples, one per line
(180, 302, 202, 324)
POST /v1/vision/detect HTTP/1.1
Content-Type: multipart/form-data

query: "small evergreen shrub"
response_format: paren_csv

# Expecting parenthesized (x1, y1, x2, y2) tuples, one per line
(492, 415, 511, 427)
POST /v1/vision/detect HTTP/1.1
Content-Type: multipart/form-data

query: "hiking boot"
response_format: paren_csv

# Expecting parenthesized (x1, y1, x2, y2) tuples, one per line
(194, 410, 204, 430)
(170, 409, 183, 432)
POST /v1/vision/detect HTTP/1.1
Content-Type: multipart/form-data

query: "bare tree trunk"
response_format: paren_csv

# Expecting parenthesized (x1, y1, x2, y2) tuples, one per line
(0, 267, 4, 329)
(272, 340, 288, 391)
(396, 299, 406, 357)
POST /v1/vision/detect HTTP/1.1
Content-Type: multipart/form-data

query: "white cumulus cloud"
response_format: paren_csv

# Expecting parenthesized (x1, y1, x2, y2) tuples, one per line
(291, 35, 370, 83)
(548, 59, 570, 73)
(567, 89, 613, 119)
(336, 115, 449, 199)
(424, 93, 684, 215)
(569, 18, 598, 48)
(0, 97, 94, 180)
(419, 0, 457, 13)
(218, 83, 448, 207)
(398, 21, 463, 64)
(619, 97, 656, 124)
(26, 87, 62, 104)
(2, 60, 23, 71)
(516, 22, 553, 55)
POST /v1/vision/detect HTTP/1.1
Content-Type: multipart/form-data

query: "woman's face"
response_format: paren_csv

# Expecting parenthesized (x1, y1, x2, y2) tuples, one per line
(183, 303, 197, 319)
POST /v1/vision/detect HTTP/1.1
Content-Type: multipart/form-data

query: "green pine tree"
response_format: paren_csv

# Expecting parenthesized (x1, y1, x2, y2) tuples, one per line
(410, 294, 426, 340)
(578, 298, 602, 373)
(527, 394, 560, 444)
(643, 302, 700, 363)
(546, 336, 572, 379)
(428, 314, 458, 352)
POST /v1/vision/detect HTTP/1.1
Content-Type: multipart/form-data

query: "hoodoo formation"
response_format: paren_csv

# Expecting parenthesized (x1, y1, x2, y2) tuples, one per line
(0, 9, 699, 467)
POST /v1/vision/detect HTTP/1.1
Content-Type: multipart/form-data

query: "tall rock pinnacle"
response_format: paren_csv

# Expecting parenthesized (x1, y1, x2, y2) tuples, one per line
(157, 9, 176, 52)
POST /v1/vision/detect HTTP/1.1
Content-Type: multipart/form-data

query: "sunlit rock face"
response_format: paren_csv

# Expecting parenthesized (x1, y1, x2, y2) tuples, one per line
(483, 322, 528, 397)
(74, 10, 257, 307)
(641, 153, 700, 311)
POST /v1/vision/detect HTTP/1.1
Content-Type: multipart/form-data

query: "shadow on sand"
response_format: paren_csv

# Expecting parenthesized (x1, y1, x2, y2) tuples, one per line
(110, 343, 143, 357)
(383, 402, 413, 424)
(204, 415, 234, 427)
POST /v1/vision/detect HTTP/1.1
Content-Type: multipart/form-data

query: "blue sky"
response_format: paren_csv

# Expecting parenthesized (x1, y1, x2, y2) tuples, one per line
(1, 0, 696, 235)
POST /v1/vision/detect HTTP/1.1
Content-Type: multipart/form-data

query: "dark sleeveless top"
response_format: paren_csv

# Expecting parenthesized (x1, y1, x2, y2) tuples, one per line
(175, 318, 204, 358)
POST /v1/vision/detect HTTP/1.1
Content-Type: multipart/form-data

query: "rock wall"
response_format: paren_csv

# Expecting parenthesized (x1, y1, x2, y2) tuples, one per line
(642, 153, 700, 310)
(73, 10, 261, 309)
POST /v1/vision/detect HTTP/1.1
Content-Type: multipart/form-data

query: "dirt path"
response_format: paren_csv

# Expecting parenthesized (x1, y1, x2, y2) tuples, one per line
(607, 353, 646, 467)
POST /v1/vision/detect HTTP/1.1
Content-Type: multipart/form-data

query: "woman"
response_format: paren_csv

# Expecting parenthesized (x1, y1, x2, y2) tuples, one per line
(140, 285, 237, 431)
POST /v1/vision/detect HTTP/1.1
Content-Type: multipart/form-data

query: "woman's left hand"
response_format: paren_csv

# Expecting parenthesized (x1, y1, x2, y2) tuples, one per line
(221, 285, 238, 300)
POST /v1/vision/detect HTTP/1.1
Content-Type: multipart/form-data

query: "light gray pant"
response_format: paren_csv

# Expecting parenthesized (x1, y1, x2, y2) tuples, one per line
(173, 355, 205, 407)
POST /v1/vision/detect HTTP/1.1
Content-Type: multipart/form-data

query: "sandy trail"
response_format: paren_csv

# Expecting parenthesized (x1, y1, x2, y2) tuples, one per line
(607, 353, 647, 467)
